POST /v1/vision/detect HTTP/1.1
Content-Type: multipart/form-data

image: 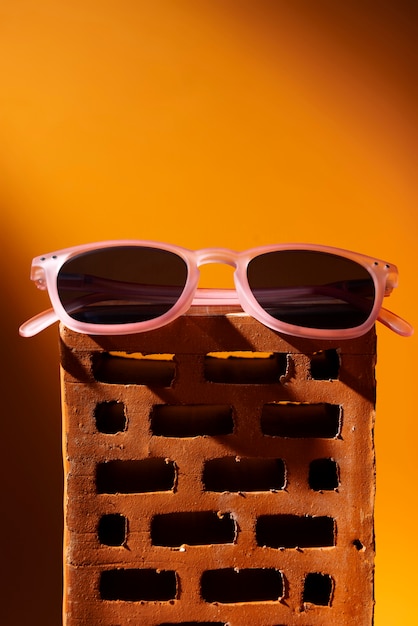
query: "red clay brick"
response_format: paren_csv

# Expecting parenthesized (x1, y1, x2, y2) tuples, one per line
(60, 313, 376, 625)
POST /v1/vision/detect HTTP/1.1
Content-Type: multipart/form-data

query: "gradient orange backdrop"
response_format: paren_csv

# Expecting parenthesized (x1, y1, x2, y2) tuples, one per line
(1, 1, 416, 624)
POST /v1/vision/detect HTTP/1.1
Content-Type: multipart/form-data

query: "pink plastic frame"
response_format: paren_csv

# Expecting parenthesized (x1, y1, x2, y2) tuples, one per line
(19, 240, 413, 340)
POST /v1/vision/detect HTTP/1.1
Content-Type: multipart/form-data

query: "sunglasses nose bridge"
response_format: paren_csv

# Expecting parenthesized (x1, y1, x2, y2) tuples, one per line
(195, 248, 239, 270)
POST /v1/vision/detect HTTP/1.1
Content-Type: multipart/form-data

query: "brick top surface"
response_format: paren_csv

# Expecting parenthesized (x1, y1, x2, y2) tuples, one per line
(59, 313, 377, 355)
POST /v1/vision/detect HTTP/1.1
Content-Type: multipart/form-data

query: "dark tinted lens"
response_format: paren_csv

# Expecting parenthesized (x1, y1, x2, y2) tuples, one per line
(247, 250, 375, 330)
(57, 246, 188, 324)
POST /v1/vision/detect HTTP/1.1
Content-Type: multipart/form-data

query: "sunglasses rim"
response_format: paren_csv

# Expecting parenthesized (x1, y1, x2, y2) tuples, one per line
(22, 239, 395, 340)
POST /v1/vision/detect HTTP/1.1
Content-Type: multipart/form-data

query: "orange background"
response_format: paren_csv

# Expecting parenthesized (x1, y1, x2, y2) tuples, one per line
(1, 1, 416, 624)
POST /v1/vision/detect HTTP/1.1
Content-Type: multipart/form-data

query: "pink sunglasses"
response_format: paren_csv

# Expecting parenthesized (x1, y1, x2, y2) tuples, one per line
(19, 240, 413, 340)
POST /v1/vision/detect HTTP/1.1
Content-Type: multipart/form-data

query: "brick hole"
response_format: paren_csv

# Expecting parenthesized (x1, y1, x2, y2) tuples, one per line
(201, 568, 284, 603)
(151, 511, 236, 546)
(310, 349, 340, 380)
(99, 568, 177, 601)
(151, 404, 234, 437)
(309, 458, 339, 490)
(256, 515, 335, 549)
(261, 402, 341, 438)
(204, 351, 287, 383)
(96, 459, 176, 494)
(92, 352, 175, 385)
(303, 572, 334, 606)
(353, 539, 365, 551)
(203, 457, 286, 492)
(98, 513, 127, 546)
(94, 401, 126, 433)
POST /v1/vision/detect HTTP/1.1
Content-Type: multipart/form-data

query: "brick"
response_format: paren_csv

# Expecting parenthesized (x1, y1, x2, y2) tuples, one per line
(61, 313, 376, 625)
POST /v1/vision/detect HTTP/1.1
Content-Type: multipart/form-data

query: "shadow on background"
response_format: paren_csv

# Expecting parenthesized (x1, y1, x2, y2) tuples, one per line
(0, 226, 63, 626)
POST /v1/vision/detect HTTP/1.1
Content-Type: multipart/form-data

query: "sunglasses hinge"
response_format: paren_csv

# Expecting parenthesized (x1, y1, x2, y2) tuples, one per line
(31, 266, 48, 290)
(384, 271, 398, 296)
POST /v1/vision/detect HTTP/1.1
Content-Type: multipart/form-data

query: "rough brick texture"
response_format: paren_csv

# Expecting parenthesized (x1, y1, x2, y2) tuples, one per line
(60, 313, 376, 625)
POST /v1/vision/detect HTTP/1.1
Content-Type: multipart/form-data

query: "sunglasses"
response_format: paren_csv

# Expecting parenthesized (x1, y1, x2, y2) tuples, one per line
(19, 240, 413, 340)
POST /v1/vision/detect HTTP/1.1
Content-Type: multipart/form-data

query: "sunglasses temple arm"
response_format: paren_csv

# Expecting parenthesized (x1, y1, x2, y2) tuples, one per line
(18, 296, 413, 341)
(19, 308, 59, 337)
(377, 306, 414, 337)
